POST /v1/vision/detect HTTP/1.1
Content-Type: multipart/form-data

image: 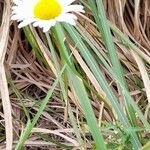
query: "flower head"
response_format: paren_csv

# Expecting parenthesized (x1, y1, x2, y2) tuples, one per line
(11, 0, 84, 32)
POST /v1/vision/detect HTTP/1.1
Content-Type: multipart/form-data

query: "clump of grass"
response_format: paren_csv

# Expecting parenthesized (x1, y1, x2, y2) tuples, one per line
(0, 0, 150, 150)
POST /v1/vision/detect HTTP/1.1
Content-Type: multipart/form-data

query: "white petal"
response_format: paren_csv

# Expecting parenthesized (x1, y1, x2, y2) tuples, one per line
(65, 19, 76, 25)
(11, 15, 24, 21)
(62, 5, 85, 13)
(18, 18, 36, 28)
(56, 13, 77, 21)
(12, 0, 35, 19)
(43, 24, 53, 32)
(11, 6, 18, 10)
(33, 20, 56, 32)
(38, 21, 49, 28)
(57, 0, 75, 6)
(56, 13, 77, 25)
(33, 21, 40, 27)
(13, 0, 21, 5)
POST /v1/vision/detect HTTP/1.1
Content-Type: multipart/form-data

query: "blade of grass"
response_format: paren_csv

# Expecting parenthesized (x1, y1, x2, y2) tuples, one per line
(64, 24, 142, 149)
(68, 70, 107, 150)
(8, 78, 30, 120)
(0, 1, 13, 149)
(131, 50, 150, 104)
(108, 22, 150, 64)
(45, 32, 83, 146)
(88, 0, 139, 138)
(52, 23, 106, 149)
(141, 141, 150, 150)
(75, 24, 150, 130)
(95, 0, 126, 87)
(23, 26, 49, 67)
(15, 64, 66, 150)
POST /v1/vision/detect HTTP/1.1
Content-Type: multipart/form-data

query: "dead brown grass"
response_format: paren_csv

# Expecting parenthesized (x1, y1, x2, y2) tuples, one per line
(0, 0, 150, 149)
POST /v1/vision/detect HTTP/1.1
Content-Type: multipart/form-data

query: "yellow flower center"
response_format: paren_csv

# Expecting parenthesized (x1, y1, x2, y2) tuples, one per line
(34, 0, 62, 20)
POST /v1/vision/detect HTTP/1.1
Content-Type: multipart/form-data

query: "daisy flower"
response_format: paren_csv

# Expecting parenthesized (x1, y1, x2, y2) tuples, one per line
(11, 0, 84, 32)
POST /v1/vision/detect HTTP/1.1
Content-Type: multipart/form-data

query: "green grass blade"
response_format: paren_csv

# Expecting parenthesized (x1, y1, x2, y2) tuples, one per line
(89, 0, 139, 130)
(68, 70, 107, 150)
(45, 32, 83, 146)
(52, 23, 106, 149)
(88, 0, 125, 84)
(75, 25, 150, 130)
(64, 24, 141, 149)
(108, 22, 150, 63)
(23, 26, 48, 66)
(15, 64, 66, 150)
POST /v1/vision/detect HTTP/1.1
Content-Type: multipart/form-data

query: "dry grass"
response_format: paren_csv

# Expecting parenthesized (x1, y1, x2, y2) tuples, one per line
(0, 0, 150, 149)
(0, 0, 12, 149)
